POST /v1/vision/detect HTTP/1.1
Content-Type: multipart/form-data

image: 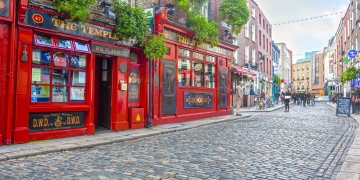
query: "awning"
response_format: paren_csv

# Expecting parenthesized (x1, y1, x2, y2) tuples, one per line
(231, 66, 257, 76)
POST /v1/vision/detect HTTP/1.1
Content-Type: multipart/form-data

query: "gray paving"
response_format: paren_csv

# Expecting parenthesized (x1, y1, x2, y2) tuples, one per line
(0, 103, 357, 180)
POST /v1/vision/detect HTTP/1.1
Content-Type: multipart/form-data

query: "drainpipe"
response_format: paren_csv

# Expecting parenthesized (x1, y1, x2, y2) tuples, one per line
(6, 0, 16, 144)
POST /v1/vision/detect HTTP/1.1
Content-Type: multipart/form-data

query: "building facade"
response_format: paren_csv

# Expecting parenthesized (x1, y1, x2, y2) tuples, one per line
(292, 61, 312, 91)
(311, 52, 325, 96)
(275, 42, 291, 92)
(272, 41, 280, 98)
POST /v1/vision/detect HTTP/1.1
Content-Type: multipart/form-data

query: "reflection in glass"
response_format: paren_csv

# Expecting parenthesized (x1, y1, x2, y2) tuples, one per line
(177, 59, 190, 87)
(52, 86, 68, 102)
(35, 34, 53, 46)
(74, 41, 89, 51)
(30, 85, 50, 102)
(52, 69, 68, 85)
(192, 62, 204, 87)
(205, 64, 215, 88)
(58, 38, 71, 49)
(32, 49, 51, 66)
(70, 87, 85, 101)
(72, 71, 86, 86)
(53, 52, 69, 67)
(32, 67, 50, 84)
(71, 55, 87, 69)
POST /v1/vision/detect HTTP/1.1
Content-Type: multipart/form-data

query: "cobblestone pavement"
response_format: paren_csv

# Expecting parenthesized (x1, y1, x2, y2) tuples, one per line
(0, 103, 357, 180)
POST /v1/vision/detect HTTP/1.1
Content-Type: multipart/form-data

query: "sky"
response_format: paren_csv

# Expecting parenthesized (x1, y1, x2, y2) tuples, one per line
(256, 0, 349, 62)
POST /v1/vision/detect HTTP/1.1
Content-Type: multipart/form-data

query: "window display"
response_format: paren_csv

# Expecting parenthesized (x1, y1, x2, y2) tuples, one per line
(205, 64, 215, 88)
(192, 62, 204, 87)
(178, 59, 191, 87)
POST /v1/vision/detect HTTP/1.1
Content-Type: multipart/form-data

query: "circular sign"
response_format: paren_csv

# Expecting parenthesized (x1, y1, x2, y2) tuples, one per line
(0, 1, 5, 8)
(348, 50, 357, 59)
(130, 52, 137, 62)
(32, 14, 44, 24)
(356, 54, 360, 61)
(118, 62, 127, 73)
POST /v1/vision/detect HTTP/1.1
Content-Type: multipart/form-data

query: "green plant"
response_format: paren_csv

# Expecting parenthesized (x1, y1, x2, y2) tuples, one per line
(177, 0, 209, 12)
(302, 68, 304, 71)
(113, 1, 149, 41)
(143, 35, 168, 60)
(52, 0, 96, 21)
(231, 72, 241, 81)
(340, 66, 358, 84)
(293, 79, 296, 82)
(242, 74, 249, 82)
(306, 77, 309, 80)
(301, 77, 304, 80)
(187, 13, 219, 47)
(219, 0, 249, 35)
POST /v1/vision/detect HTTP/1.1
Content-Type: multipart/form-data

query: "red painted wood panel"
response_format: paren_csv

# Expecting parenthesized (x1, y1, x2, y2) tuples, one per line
(0, 22, 9, 144)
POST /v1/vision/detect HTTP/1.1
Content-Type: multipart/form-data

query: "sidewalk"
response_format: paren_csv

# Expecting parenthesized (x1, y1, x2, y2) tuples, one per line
(326, 102, 360, 180)
(234, 103, 285, 113)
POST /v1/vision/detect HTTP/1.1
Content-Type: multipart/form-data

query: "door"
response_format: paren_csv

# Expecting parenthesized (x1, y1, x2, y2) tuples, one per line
(98, 59, 112, 128)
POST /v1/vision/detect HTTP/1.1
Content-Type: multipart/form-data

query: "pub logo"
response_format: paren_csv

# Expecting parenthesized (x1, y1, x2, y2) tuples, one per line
(184, 92, 212, 108)
(32, 14, 44, 24)
(0, 1, 4, 8)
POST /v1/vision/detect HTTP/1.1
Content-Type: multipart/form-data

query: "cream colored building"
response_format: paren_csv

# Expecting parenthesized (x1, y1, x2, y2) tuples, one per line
(292, 61, 312, 91)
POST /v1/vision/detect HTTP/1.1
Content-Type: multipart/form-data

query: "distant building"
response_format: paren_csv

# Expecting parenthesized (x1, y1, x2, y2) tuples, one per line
(292, 61, 312, 91)
(275, 42, 292, 92)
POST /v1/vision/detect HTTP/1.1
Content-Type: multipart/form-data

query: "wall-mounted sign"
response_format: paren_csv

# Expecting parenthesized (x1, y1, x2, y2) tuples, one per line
(0, 0, 9, 17)
(29, 112, 84, 132)
(218, 68, 227, 109)
(23, 9, 137, 46)
(348, 50, 357, 59)
(128, 69, 140, 102)
(162, 60, 176, 115)
(184, 92, 212, 108)
(91, 43, 130, 57)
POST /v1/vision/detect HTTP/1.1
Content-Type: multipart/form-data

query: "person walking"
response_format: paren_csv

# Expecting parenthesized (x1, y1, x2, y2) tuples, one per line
(235, 82, 244, 116)
(275, 90, 280, 104)
(350, 86, 356, 114)
(284, 90, 291, 112)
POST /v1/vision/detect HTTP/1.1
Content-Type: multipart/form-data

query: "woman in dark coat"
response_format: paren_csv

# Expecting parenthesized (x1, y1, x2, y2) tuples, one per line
(284, 91, 291, 112)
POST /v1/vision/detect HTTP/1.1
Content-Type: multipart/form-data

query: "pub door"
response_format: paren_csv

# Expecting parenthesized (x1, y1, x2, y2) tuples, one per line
(97, 58, 112, 128)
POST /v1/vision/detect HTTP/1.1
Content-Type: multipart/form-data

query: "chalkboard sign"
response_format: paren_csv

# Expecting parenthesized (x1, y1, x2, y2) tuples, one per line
(336, 97, 351, 116)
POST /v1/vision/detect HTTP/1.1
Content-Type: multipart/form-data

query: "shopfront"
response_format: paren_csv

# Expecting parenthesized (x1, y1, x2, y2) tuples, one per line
(150, 27, 236, 125)
(12, 7, 143, 143)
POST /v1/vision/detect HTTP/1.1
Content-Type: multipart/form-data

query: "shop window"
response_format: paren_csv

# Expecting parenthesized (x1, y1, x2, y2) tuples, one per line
(35, 34, 54, 47)
(193, 52, 204, 60)
(74, 41, 89, 52)
(205, 64, 215, 88)
(206, 56, 215, 62)
(192, 62, 204, 87)
(179, 48, 190, 57)
(178, 59, 191, 87)
(57, 38, 72, 49)
(31, 49, 87, 103)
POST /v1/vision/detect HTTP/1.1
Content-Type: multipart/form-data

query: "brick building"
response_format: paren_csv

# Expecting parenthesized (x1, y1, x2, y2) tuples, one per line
(311, 52, 325, 96)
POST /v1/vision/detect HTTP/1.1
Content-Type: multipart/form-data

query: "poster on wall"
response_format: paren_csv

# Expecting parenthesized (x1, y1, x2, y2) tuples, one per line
(162, 60, 176, 115)
(128, 69, 140, 102)
(218, 68, 227, 109)
(0, 0, 9, 17)
(29, 112, 84, 132)
(184, 92, 212, 108)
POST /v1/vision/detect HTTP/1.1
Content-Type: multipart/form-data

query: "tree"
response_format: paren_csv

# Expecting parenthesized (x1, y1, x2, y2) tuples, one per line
(219, 0, 250, 35)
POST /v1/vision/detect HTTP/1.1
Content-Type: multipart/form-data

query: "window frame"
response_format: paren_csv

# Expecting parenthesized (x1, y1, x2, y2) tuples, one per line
(31, 34, 90, 104)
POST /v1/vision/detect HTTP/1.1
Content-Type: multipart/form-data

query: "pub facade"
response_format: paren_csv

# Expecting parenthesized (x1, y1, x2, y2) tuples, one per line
(2, 0, 236, 144)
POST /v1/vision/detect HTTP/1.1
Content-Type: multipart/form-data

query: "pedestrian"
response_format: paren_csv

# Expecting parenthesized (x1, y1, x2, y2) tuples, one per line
(284, 90, 291, 112)
(281, 92, 285, 104)
(302, 91, 307, 107)
(235, 82, 244, 116)
(275, 90, 280, 104)
(350, 86, 356, 114)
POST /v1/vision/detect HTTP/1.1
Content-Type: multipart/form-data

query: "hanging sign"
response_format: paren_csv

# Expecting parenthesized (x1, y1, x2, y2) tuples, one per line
(343, 57, 350, 64)
(348, 50, 357, 59)
(91, 43, 130, 57)
(0, 0, 9, 17)
(29, 112, 85, 132)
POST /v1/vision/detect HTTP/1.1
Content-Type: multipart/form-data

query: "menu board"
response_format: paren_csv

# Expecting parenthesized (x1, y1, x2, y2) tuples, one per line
(336, 97, 351, 116)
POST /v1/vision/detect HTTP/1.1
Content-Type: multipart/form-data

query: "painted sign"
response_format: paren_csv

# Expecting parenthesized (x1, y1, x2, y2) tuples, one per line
(336, 97, 351, 116)
(23, 9, 137, 46)
(29, 112, 84, 132)
(218, 68, 227, 109)
(184, 92, 212, 108)
(162, 60, 176, 115)
(128, 69, 140, 102)
(91, 43, 130, 57)
(0, 0, 9, 17)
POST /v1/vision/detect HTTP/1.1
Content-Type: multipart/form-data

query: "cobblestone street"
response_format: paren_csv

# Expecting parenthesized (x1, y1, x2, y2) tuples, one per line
(0, 103, 357, 180)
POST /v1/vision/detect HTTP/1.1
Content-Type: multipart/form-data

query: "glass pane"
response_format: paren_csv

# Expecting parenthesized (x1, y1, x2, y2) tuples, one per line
(35, 34, 53, 46)
(53, 52, 69, 67)
(75, 41, 89, 52)
(57, 38, 71, 49)
(71, 71, 86, 86)
(192, 62, 204, 87)
(52, 86, 68, 102)
(31, 85, 50, 102)
(206, 56, 215, 62)
(193, 52, 204, 60)
(71, 55, 87, 69)
(205, 64, 215, 88)
(178, 59, 190, 87)
(32, 49, 51, 66)
(179, 48, 190, 57)
(32, 67, 50, 84)
(52, 69, 68, 85)
(70, 87, 85, 102)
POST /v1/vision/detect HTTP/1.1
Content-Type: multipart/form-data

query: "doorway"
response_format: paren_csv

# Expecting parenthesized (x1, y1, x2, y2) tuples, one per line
(96, 58, 112, 129)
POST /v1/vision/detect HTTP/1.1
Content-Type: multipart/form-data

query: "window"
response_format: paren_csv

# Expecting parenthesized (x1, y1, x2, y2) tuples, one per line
(259, 14, 261, 24)
(315, 77, 319, 84)
(259, 31, 261, 46)
(202, 2, 209, 20)
(245, 45, 249, 63)
(205, 64, 215, 88)
(315, 67, 319, 73)
(251, 24, 255, 41)
(192, 62, 204, 87)
(251, 7, 255, 17)
(315, 58, 319, 63)
(252, 48, 255, 64)
(178, 59, 191, 87)
(206, 56, 215, 63)
(179, 48, 190, 57)
(245, 22, 249, 38)
(269, 28, 271, 37)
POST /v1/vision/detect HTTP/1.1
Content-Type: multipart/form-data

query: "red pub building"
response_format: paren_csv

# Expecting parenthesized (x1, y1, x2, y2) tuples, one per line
(2, 0, 237, 145)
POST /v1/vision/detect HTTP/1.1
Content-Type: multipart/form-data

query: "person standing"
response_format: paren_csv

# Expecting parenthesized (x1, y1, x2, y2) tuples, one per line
(275, 90, 280, 104)
(284, 90, 291, 112)
(350, 86, 356, 114)
(235, 82, 244, 116)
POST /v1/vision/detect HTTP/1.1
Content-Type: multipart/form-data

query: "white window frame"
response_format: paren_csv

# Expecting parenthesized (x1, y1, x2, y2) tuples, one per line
(348, 20, 350, 38)
(251, 7, 255, 18)
(245, 45, 249, 63)
(202, 2, 209, 20)
(245, 22, 249, 38)
(252, 48, 255, 64)
(251, 23, 255, 41)
(351, 12, 354, 30)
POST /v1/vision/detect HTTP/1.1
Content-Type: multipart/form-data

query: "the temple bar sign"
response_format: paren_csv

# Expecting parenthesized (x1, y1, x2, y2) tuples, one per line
(91, 43, 130, 57)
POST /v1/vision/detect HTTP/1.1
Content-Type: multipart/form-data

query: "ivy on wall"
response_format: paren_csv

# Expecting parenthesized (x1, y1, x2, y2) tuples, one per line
(340, 66, 358, 84)
(219, 0, 249, 35)
(52, 0, 96, 21)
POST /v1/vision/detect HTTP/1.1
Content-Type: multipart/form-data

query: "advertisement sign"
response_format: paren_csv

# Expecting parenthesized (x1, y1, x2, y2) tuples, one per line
(162, 60, 177, 115)
(128, 69, 140, 102)
(184, 92, 212, 108)
(29, 112, 84, 132)
(218, 68, 227, 109)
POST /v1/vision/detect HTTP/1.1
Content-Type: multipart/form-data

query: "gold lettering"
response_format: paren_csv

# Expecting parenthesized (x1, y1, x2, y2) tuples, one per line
(76, 116, 80, 124)
(88, 27, 95, 35)
(102, 31, 109, 38)
(33, 119, 38, 127)
(80, 25, 87, 33)
(70, 23, 77, 31)
(95, 46, 104, 52)
(94, 29, 103, 36)
(44, 118, 49, 126)
(52, 18, 61, 27)
(67, 117, 71, 125)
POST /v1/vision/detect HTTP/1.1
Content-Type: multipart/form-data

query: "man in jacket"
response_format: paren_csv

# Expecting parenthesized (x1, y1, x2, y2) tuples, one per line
(284, 90, 291, 112)
(235, 82, 244, 116)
